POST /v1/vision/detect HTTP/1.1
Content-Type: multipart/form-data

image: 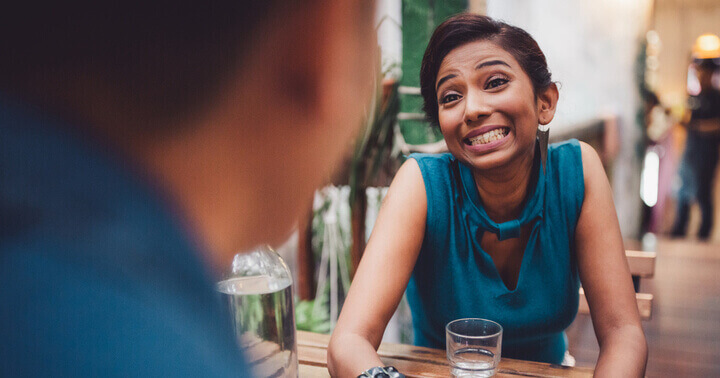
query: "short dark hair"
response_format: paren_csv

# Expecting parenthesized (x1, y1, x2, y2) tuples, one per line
(694, 58, 720, 71)
(0, 1, 280, 131)
(420, 13, 553, 127)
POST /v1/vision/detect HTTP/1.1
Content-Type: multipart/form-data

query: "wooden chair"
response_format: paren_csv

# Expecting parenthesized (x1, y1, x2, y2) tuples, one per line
(578, 250, 656, 320)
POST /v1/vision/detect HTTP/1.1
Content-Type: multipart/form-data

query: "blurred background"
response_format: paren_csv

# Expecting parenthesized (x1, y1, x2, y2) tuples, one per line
(270, 1, 720, 376)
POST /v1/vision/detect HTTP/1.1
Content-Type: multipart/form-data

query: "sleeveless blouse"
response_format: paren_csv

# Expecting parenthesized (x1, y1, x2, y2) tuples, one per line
(406, 139, 584, 364)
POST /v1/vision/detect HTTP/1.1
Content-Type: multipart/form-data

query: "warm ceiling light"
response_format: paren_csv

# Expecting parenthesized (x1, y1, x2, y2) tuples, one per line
(693, 33, 720, 59)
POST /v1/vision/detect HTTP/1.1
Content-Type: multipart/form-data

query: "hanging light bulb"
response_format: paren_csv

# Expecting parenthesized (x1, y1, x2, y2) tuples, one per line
(693, 33, 720, 59)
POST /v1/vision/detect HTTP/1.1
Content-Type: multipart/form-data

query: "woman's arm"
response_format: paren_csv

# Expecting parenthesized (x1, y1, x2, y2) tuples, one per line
(575, 142, 648, 377)
(327, 159, 427, 377)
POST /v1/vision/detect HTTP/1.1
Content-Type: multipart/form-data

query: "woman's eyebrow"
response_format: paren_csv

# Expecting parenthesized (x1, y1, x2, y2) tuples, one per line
(436, 74, 457, 92)
(436, 60, 511, 91)
(475, 59, 511, 70)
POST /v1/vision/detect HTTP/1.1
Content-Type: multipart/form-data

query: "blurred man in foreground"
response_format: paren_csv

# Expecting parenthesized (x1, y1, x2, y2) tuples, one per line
(0, 1, 375, 376)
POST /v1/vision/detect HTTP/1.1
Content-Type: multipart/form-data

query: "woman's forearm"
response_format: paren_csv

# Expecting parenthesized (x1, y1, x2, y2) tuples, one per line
(593, 325, 647, 378)
(327, 332, 385, 377)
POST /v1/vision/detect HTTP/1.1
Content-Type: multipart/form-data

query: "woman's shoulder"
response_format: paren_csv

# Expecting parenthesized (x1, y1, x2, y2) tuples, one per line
(550, 139, 603, 178)
(546, 139, 587, 215)
(548, 139, 585, 174)
(408, 152, 455, 166)
(407, 152, 457, 179)
(404, 153, 460, 213)
(548, 138, 582, 158)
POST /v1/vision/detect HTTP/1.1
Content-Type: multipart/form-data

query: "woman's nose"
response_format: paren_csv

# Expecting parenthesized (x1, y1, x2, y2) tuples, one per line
(464, 90, 492, 125)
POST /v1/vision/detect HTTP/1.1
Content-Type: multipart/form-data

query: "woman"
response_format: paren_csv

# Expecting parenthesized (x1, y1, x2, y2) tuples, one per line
(328, 14, 647, 377)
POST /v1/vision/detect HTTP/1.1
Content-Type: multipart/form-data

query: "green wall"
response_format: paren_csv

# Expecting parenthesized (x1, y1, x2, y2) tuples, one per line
(400, 0, 467, 145)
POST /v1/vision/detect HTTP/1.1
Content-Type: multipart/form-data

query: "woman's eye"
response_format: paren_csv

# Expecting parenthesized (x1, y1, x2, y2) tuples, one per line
(486, 77, 508, 89)
(440, 93, 461, 104)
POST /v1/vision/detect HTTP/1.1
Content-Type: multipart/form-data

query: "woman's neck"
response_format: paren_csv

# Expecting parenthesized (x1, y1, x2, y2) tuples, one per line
(472, 149, 537, 223)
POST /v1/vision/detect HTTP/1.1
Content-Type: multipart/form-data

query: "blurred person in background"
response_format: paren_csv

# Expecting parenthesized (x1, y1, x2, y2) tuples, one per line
(0, 1, 375, 376)
(640, 90, 677, 235)
(670, 58, 720, 240)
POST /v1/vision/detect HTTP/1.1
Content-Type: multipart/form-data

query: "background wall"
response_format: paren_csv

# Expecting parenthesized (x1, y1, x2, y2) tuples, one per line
(486, 0, 654, 238)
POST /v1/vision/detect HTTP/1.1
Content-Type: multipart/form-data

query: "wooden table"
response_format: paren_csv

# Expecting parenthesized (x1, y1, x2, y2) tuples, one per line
(298, 331, 593, 377)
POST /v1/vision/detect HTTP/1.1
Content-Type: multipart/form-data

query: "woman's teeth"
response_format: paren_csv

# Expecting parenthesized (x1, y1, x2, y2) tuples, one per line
(467, 128, 508, 145)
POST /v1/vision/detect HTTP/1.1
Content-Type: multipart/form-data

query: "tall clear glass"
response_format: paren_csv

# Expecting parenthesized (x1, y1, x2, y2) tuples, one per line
(217, 246, 298, 377)
(446, 318, 503, 377)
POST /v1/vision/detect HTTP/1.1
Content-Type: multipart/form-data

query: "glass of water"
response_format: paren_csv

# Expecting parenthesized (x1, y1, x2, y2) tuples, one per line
(217, 246, 298, 377)
(446, 318, 503, 377)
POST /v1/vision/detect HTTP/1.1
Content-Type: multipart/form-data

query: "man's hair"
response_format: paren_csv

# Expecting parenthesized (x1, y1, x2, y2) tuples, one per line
(694, 58, 720, 71)
(0, 1, 280, 130)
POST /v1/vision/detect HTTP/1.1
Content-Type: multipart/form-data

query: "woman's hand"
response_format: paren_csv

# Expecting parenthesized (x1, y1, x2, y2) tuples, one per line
(575, 142, 648, 377)
(327, 159, 428, 377)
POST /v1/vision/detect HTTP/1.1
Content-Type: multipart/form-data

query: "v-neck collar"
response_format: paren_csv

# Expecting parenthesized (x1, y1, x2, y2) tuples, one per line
(454, 148, 547, 293)
(456, 150, 546, 241)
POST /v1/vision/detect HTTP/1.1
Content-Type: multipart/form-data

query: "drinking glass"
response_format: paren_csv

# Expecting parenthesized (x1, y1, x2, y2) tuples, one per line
(446, 318, 503, 377)
(217, 245, 298, 377)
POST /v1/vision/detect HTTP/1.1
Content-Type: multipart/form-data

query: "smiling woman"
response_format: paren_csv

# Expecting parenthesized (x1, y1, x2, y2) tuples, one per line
(328, 13, 647, 378)
(432, 40, 553, 173)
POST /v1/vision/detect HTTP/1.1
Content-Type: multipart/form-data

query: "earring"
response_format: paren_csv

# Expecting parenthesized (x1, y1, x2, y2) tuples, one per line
(537, 124, 549, 174)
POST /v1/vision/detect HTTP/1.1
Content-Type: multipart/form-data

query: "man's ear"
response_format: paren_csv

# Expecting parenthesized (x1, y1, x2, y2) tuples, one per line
(248, 1, 365, 122)
(266, 2, 330, 120)
(537, 83, 559, 125)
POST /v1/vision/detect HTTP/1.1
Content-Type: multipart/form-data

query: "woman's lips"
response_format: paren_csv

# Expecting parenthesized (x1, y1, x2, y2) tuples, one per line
(464, 127, 509, 145)
(463, 126, 510, 152)
(463, 126, 510, 153)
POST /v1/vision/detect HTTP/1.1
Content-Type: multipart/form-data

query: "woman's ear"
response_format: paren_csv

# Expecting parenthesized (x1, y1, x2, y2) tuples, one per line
(537, 83, 559, 125)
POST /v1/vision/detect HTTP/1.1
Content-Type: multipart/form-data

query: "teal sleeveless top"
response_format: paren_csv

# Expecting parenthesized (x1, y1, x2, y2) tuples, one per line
(406, 139, 584, 364)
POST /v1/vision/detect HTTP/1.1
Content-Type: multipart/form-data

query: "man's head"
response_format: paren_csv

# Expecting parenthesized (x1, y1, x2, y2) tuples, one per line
(1, 1, 378, 268)
(0, 2, 276, 131)
(694, 58, 718, 92)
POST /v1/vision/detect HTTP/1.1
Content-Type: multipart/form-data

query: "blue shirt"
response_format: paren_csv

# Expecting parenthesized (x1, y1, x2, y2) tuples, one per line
(0, 98, 250, 376)
(406, 140, 584, 364)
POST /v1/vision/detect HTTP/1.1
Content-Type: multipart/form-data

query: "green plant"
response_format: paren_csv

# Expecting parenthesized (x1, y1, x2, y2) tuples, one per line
(295, 298, 330, 334)
(348, 77, 401, 204)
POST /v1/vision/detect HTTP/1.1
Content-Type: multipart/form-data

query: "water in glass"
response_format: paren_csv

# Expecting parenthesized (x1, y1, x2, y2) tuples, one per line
(450, 347, 496, 377)
(218, 275, 297, 377)
(446, 318, 502, 378)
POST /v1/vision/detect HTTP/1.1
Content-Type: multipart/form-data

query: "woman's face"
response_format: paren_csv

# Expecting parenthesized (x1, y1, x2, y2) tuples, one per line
(435, 40, 547, 172)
